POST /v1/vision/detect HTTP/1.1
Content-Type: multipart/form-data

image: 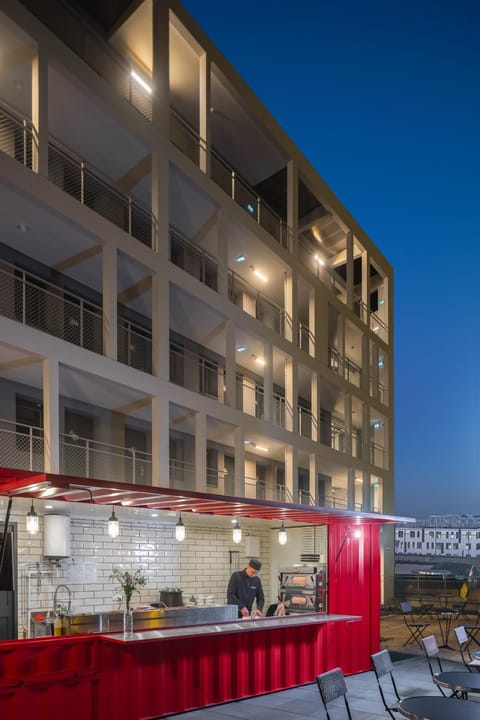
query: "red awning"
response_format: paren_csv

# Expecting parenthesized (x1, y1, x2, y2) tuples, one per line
(0, 467, 413, 525)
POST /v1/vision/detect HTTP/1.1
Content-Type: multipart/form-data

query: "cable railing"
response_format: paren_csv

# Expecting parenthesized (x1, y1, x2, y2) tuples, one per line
(169, 226, 218, 291)
(48, 141, 154, 248)
(0, 100, 34, 170)
(61, 432, 152, 485)
(0, 419, 44, 472)
(228, 269, 292, 338)
(170, 342, 225, 402)
(0, 260, 103, 354)
(117, 317, 152, 374)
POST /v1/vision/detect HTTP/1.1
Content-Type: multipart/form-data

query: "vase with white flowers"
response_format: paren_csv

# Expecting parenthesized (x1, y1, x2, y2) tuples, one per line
(111, 566, 147, 635)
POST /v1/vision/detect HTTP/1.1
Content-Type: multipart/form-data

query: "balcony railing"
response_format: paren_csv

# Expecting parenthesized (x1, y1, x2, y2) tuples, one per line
(170, 108, 291, 251)
(298, 405, 318, 440)
(0, 419, 44, 472)
(319, 412, 346, 453)
(298, 489, 316, 506)
(371, 311, 389, 344)
(298, 321, 315, 355)
(328, 345, 362, 388)
(229, 270, 292, 338)
(61, 432, 152, 485)
(0, 260, 103, 354)
(170, 342, 225, 402)
(118, 318, 152, 374)
(272, 392, 293, 429)
(236, 376, 264, 419)
(0, 101, 34, 169)
(169, 226, 218, 291)
(370, 441, 386, 469)
(48, 141, 154, 248)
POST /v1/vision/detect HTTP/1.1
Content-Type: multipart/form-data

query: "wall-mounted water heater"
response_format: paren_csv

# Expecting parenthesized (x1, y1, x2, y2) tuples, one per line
(43, 514, 71, 558)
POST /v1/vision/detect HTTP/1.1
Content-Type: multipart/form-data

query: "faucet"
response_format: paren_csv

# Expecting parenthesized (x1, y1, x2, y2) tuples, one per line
(53, 584, 72, 615)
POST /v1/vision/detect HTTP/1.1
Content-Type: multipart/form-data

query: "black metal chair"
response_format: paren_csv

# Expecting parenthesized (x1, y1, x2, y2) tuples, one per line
(371, 649, 402, 719)
(422, 634, 446, 695)
(454, 625, 480, 672)
(316, 667, 353, 720)
(399, 600, 430, 648)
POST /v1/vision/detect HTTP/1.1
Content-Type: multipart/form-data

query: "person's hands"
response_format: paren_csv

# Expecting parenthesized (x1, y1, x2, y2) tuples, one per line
(255, 609, 264, 617)
(241, 607, 250, 617)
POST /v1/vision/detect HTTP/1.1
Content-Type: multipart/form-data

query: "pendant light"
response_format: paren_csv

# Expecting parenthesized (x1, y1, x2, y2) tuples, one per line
(26, 502, 39, 535)
(108, 508, 120, 538)
(232, 519, 242, 544)
(278, 521, 287, 546)
(175, 513, 185, 542)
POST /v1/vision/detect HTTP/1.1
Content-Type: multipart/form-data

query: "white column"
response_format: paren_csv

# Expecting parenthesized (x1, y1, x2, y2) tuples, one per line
(309, 453, 318, 504)
(347, 467, 355, 510)
(308, 286, 316, 357)
(43, 358, 59, 473)
(286, 159, 298, 256)
(102, 244, 117, 361)
(346, 231, 354, 310)
(363, 403, 371, 465)
(311, 372, 319, 442)
(285, 357, 297, 433)
(152, 0, 170, 256)
(199, 52, 211, 176)
(361, 334, 370, 394)
(362, 471, 371, 512)
(224, 319, 236, 408)
(344, 393, 352, 456)
(151, 395, 169, 487)
(216, 209, 229, 298)
(362, 249, 370, 325)
(195, 411, 207, 491)
(32, 47, 48, 177)
(234, 426, 245, 496)
(285, 444, 298, 503)
(284, 271, 296, 343)
(263, 341, 273, 422)
(151, 265, 169, 380)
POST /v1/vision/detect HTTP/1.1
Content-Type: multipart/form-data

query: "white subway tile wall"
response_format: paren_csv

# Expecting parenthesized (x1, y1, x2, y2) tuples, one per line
(9, 508, 271, 638)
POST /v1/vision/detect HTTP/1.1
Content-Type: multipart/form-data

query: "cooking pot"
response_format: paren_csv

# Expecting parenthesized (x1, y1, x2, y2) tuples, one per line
(159, 588, 183, 607)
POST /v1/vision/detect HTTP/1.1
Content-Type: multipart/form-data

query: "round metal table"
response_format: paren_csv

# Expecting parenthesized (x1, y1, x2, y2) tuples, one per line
(399, 695, 480, 720)
(433, 671, 480, 698)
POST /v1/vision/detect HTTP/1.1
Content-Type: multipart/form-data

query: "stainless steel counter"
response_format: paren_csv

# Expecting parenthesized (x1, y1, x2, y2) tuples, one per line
(102, 612, 362, 643)
(31, 604, 237, 636)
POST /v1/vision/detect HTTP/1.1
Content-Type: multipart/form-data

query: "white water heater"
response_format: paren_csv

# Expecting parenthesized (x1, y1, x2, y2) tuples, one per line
(43, 514, 71, 558)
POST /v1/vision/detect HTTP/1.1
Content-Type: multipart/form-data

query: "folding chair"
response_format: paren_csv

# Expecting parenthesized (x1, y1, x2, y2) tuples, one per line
(421, 634, 463, 697)
(371, 649, 402, 719)
(316, 667, 353, 720)
(454, 625, 480, 672)
(399, 601, 430, 648)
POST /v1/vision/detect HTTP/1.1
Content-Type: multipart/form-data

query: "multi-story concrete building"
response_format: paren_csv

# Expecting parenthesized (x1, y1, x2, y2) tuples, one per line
(396, 517, 480, 557)
(0, 0, 394, 634)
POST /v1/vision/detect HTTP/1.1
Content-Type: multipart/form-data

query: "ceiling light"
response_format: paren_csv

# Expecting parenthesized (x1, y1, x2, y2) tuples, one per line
(378, 359, 384, 368)
(236, 345, 246, 352)
(314, 255, 325, 266)
(278, 522, 287, 546)
(130, 69, 152, 94)
(232, 519, 242, 544)
(372, 326, 379, 333)
(247, 203, 255, 214)
(175, 513, 185, 542)
(44, 505, 53, 510)
(108, 508, 120, 538)
(252, 267, 267, 283)
(255, 445, 269, 453)
(254, 357, 266, 366)
(235, 255, 246, 263)
(26, 502, 39, 535)
(372, 422, 381, 429)
(151, 512, 159, 518)
(378, 299, 385, 305)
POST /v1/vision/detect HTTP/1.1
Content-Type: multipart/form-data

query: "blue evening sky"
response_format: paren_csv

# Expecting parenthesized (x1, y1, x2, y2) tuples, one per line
(182, 0, 480, 518)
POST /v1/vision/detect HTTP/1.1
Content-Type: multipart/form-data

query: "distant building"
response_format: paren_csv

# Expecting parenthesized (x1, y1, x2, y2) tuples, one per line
(396, 516, 480, 557)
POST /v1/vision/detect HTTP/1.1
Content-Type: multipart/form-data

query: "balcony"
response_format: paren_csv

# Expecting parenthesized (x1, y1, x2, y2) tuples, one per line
(236, 375, 263, 419)
(298, 405, 318, 440)
(0, 260, 103, 354)
(169, 226, 218, 291)
(328, 345, 362, 388)
(0, 102, 34, 169)
(229, 270, 292, 338)
(272, 392, 292, 429)
(117, 318, 152, 374)
(0, 418, 44, 472)
(370, 441, 386, 469)
(170, 342, 225, 402)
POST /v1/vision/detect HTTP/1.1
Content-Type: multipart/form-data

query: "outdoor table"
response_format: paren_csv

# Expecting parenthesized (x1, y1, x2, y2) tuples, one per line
(433, 608, 456, 649)
(433, 671, 480, 699)
(398, 695, 480, 720)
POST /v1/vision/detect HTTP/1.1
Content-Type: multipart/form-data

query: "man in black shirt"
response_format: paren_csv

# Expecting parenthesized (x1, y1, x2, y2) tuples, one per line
(227, 558, 265, 618)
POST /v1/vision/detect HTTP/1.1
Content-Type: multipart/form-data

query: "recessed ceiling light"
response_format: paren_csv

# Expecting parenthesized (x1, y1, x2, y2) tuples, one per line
(45, 505, 53, 509)
(314, 255, 325, 266)
(151, 512, 159, 517)
(236, 345, 246, 352)
(251, 266, 267, 282)
(254, 357, 266, 366)
(255, 444, 269, 452)
(130, 69, 152, 94)
(235, 255, 246, 263)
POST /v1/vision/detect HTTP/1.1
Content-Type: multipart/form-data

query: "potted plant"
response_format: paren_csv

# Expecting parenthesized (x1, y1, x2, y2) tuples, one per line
(111, 566, 147, 635)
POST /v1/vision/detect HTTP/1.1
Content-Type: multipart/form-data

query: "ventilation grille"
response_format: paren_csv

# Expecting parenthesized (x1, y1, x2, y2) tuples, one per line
(300, 526, 327, 564)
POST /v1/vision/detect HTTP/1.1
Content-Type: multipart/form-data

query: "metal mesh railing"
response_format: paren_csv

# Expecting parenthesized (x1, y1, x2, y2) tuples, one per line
(117, 318, 152, 374)
(0, 419, 44, 472)
(170, 342, 225, 401)
(0, 102, 34, 170)
(0, 261, 103, 354)
(61, 433, 151, 484)
(228, 270, 292, 337)
(169, 226, 218, 291)
(48, 142, 153, 248)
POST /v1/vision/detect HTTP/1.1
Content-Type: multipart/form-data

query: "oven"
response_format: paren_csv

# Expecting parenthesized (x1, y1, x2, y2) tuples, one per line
(279, 565, 327, 613)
